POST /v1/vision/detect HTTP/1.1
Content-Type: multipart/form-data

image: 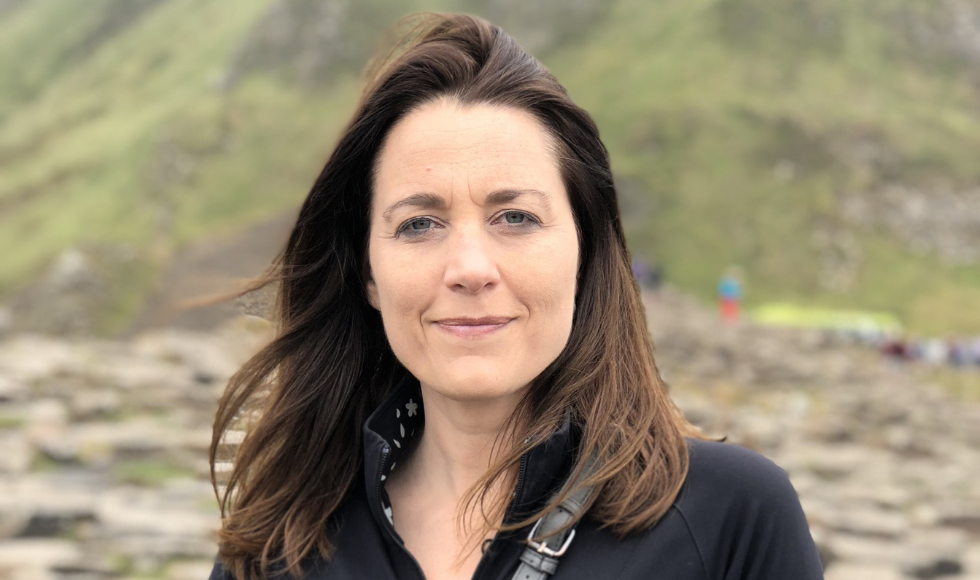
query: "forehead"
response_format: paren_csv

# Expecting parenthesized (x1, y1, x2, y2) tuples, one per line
(372, 99, 564, 204)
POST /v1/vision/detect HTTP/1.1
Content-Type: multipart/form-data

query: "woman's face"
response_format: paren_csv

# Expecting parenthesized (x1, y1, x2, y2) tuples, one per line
(366, 99, 580, 404)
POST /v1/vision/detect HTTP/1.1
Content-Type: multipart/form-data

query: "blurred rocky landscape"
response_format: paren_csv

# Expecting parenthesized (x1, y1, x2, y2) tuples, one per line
(0, 289, 976, 579)
(0, 316, 273, 580)
(3, 0, 980, 578)
(650, 290, 980, 580)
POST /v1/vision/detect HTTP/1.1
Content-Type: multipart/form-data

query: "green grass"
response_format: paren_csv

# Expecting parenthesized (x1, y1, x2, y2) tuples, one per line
(752, 303, 902, 332)
(0, 0, 271, 279)
(30, 453, 62, 472)
(0, 414, 25, 430)
(546, 0, 980, 333)
(4, 0, 980, 334)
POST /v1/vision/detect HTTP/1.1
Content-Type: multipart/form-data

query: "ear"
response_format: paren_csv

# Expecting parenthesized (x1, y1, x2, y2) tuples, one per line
(365, 271, 381, 311)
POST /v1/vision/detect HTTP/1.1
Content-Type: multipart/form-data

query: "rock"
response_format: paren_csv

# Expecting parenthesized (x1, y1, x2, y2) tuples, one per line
(900, 527, 968, 579)
(94, 488, 218, 561)
(827, 533, 905, 564)
(0, 539, 82, 574)
(0, 306, 12, 335)
(827, 506, 910, 540)
(6, 245, 147, 336)
(0, 336, 83, 384)
(964, 543, 980, 574)
(938, 507, 980, 535)
(26, 399, 68, 428)
(833, 482, 910, 511)
(64, 419, 185, 466)
(132, 331, 242, 381)
(785, 443, 881, 481)
(0, 288, 976, 579)
(824, 562, 904, 580)
(0, 480, 97, 539)
(911, 509, 944, 532)
(25, 399, 75, 463)
(0, 567, 56, 580)
(85, 354, 189, 392)
(68, 389, 122, 421)
(0, 375, 28, 403)
(0, 432, 34, 474)
(906, 559, 963, 579)
(842, 184, 980, 266)
(46, 557, 117, 580)
(167, 560, 216, 580)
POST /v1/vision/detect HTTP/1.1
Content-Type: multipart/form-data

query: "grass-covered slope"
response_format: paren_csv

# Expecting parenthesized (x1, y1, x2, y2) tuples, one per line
(0, 0, 365, 332)
(0, 0, 277, 295)
(547, 0, 980, 334)
(2, 0, 980, 334)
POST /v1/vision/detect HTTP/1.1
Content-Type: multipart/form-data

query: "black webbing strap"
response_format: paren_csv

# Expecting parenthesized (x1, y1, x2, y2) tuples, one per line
(509, 458, 598, 580)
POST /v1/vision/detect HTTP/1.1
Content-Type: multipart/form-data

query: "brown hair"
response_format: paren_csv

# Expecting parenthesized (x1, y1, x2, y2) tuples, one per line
(211, 13, 701, 580)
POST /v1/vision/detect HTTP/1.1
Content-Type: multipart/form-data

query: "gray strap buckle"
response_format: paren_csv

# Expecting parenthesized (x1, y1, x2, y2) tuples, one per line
(526, 518, 577, 557)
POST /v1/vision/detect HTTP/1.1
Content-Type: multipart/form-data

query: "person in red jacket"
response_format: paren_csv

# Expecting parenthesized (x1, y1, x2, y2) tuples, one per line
(717, 267, 743, 324)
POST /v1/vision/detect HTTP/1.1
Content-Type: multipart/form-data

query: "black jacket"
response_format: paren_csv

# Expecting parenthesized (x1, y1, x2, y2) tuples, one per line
(210, 378, 824, 579)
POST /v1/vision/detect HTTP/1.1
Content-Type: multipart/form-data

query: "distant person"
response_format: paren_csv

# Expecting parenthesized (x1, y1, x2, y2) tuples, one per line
(632, 256, 651, 287)
(631, 256, 664, 291)
(908, 339, 926, 362)
(948, 339, 967, 367)
(717, 268, 743, 323)
(880, 338, 899, 360)
(970, 338, 980, 367)
(967, 339, 977, 366)
(881, 335, 911, 362)
(922, 338, 948, 365)
(647, 258, 664, 291)
(208, 14, 822, 580)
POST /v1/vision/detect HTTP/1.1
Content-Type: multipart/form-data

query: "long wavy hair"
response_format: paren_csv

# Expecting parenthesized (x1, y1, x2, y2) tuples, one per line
(211, 13, 700, 580)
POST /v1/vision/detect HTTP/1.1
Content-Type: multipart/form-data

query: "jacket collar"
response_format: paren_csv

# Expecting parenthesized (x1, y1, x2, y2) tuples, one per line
(361, 375, 580, 532)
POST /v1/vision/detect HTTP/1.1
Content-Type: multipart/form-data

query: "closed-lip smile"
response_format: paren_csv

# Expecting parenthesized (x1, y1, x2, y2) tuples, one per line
(434, 316, 513, 337)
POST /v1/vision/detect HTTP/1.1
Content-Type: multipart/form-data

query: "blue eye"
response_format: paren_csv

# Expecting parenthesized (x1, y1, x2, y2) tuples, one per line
(397, 217, 436, 238)
(497, 211, 539, 228)
(503, 212, 526, 224)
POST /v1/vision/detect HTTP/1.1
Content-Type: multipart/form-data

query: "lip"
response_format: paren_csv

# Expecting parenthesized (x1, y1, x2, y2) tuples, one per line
(433, 316, 513, 338)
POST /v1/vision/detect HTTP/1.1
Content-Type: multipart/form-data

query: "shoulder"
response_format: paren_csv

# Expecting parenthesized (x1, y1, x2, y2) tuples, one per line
(205, 489, 384, 580)
(672, 439, 824, 579)
(677, 438, 805, 523)
(682, 438, 797, 504)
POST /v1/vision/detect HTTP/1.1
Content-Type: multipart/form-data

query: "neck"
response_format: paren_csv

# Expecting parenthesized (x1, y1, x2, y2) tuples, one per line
(407, 385, 524, 501)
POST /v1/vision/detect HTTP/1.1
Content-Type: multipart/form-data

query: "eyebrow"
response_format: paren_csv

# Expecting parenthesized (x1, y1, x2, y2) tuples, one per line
(382, 193, 448, 221)
(485, 188, 552, 210)
(380, 188, 552, 222)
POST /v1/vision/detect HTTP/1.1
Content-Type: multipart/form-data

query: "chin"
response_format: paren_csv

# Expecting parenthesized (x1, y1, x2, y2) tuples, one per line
(426, 364, 531, 403)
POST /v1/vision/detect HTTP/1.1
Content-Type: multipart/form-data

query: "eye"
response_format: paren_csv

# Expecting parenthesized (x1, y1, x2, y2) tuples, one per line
(408, 217, 432, 230)
(503, 211, 527, 224)
(494, 210, 540, 228)
(396, 217, 438, 239)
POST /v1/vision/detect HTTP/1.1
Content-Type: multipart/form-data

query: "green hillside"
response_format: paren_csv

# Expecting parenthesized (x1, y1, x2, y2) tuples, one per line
(2, 0, 980, 334)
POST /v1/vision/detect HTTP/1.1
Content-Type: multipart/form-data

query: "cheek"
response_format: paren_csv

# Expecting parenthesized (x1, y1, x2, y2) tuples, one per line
(511, 236, 579, 326)
(370, 249, 433, 328)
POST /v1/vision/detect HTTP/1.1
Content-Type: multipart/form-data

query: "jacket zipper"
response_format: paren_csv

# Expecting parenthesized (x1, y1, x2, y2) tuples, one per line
(377, 445, 429, 580)
(469, 452, 529, 580)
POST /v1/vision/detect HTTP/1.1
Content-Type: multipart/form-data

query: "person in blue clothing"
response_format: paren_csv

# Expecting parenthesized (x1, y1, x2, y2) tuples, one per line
(208, 14, 823, 580)
(717, 267, 743, 323)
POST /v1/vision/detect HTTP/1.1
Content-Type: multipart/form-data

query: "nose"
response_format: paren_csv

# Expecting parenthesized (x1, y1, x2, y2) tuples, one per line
(443, 226, 500, 294)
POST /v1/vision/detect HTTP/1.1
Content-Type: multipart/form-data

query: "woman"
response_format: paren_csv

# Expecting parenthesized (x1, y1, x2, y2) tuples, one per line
(209, 14, 823, 580)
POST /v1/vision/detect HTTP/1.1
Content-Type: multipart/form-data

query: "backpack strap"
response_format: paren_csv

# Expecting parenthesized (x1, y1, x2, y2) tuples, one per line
(509, 458, 598, 580)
